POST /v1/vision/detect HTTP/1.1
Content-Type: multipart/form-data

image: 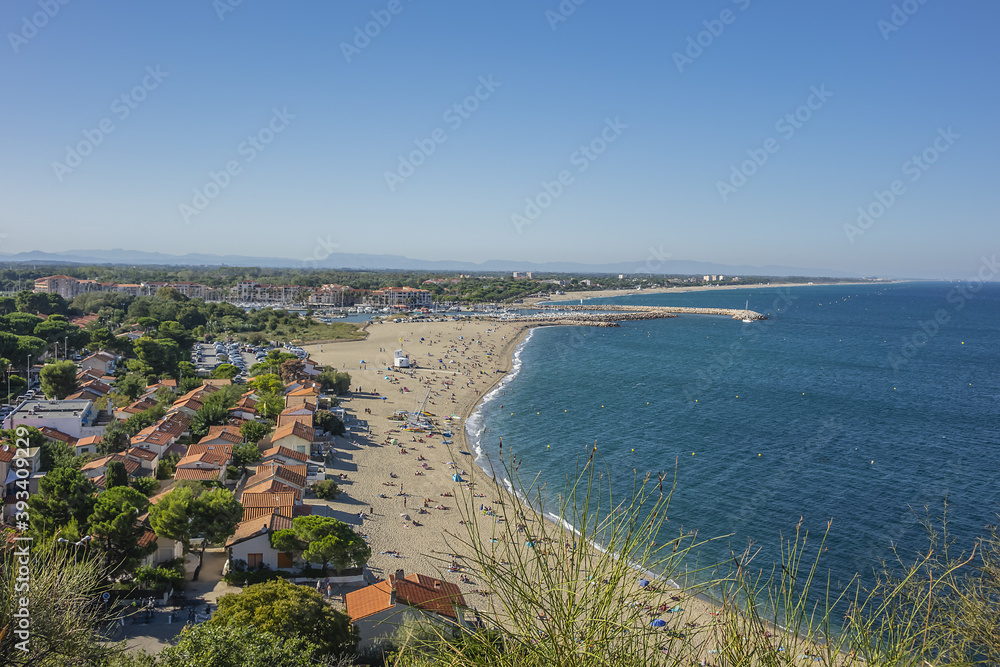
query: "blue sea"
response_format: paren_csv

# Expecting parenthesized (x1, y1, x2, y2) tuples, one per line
(467, 281, 1000, 609)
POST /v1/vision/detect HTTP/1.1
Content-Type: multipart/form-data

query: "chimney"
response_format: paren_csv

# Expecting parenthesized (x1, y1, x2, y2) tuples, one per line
(395, 568, 404, 581)
(434, 581, 441, 590)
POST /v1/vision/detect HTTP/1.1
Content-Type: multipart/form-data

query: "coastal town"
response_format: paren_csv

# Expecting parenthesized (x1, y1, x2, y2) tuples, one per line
(0, 271, 821, 664)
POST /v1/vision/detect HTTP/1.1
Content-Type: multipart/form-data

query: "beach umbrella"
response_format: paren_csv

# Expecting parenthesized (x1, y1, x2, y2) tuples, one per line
(400, 514, 410, 521)
(639, 579, 650, 588)
(651, 619, 667, 628)
(452, 473, 463, 482)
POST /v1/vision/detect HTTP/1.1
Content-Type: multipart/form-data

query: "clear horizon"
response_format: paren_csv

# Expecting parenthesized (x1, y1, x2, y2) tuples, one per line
(2, 1, 997, 280)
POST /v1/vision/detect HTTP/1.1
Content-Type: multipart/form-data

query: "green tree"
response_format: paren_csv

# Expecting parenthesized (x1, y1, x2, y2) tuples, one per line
(212, 363, 239, 380)
(134, 624, 329, 667)
(101, 421, 132, 455)
(191, 402, 229, 440)
(6, 310, 43, 334)
(33, 315, 78, 344)
(239, 420, 270, 445)
(130, 476, 160, 496)
(157, 320, 194, 351)
(270, 515, 370, 574)
(26, 468, 98, 539)
(279, 358, 304, 382)
(317, 369, 351, 395)
(311, 480, 340, 501)
(314, 410, 345, 436)
(114, 373, 147, 400)
(0, 538, 122, 666)
(209, 579, 358, 658)
(17, 334, 48, 360)
(133, 336, 181, 378)
(247, 372, 283, 395)
(40, 359, 78, 399)
(231, 441, 262, 476)
(104, 460, 128, 489)
(87, 486, 155, 574)
(150, 485, 242, 579)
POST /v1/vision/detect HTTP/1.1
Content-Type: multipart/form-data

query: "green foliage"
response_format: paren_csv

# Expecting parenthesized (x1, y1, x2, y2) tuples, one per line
(232, 440, 262, 471)
(114, 373, 147, 401)
(212, 363, 240, 379)
(40, 359, 79, 399)
(149, 485, 242, 577)
(279, 358, 305, 381)
(156, 452, 180, 479)
(209, 578, 358, 658)
(311, 479, 341, 500)
(130, 475, 160, 496)
(315, 410, 345, 436)
(239, 420, 271, 445)
(87, 485, 155, 574)
(133, 335, 181, 379)
(38, 436, 77, 472)
(270, 515, 370, 573)
(317, 369, 351, 395)
(134, 561, 185, 591)
(155, 623, 328, 667)
(247, 372, 283, 395)
(222, 567, 290, 587)
(27, 467, 98, 539)
(0, 537, 122, 666)
(104, 460, 129, 489)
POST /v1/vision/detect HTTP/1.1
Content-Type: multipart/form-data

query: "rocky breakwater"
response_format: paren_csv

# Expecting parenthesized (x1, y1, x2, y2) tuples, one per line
(478, 310, 679, 327)
(536, 304, 768, 321)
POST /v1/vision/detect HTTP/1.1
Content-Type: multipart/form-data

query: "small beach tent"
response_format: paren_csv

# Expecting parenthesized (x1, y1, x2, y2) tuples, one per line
(639, 579, 650, 588)
(451, 473, 463, 482)
(651, 619, 666, 628)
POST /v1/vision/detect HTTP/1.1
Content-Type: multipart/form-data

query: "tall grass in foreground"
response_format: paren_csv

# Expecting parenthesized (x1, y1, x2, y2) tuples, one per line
(383, 452, 1000, 667)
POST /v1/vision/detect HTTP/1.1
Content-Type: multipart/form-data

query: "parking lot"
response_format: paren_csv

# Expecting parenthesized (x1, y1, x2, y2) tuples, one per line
(191, 341, 307, 381)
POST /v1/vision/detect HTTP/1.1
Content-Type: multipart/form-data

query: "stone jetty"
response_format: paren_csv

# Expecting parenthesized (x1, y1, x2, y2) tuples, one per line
(476, 304, 767, 327)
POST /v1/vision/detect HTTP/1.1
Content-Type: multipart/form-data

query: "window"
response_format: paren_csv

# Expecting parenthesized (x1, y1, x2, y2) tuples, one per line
(277, 552, 293, 568)
(247, 553, 263, 569)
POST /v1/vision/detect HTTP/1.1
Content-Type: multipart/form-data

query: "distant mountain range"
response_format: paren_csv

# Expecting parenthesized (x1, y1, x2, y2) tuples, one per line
(0, 248, 864, 278)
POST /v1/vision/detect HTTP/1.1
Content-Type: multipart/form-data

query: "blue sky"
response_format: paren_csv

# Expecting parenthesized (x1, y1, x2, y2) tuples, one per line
(1, 0, 997, 278)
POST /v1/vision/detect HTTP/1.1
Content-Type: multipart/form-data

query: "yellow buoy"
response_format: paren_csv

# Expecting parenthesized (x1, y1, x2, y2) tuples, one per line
(758, 453, 761, 457)
(631, 448, 634, 452)
(691, 452, 695, 456)
(537, 412, 540, 415)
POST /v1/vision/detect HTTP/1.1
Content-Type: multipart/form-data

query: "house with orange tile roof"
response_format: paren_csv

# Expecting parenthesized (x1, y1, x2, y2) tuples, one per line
(80, 351, 117, 375)
(260, 445, 308, 466)
(245, 463, 307, 493)
(80, 453, 142, 481)
(277, 403, 314, 428)
(123, 446, 160, 472)
(284, 386, 321, 409)
(238, 491, 306, 522)
(225, 512, 297, 571)
(266, 421, 315, 456)
(39, 426, 78, 447)
(198, 424, 243, 446)
(130, 413, 191, 456)
(75, 435, 102, 456)
(115, 396, 158, 420)
(345, 571, 471, 646)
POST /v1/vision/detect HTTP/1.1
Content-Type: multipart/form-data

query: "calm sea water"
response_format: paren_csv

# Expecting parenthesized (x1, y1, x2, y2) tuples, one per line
(468, 282, 1000, 605)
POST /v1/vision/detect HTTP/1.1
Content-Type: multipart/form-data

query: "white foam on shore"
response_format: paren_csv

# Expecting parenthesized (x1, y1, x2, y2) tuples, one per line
(465, 327, 535, 479)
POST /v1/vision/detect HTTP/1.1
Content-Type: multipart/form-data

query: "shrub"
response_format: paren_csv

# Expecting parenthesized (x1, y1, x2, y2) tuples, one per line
(312, 479, 340, 500)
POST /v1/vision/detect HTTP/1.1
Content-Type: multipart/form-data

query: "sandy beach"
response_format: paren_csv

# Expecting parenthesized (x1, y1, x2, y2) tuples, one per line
(302, 317, 735, 655)
(303, 314, 857, 664)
